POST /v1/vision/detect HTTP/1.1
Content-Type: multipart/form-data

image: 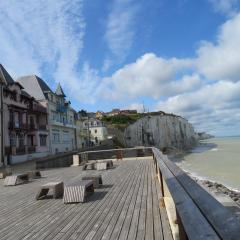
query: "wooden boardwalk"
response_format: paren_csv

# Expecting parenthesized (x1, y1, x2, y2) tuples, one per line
(0, 159, 172, 240)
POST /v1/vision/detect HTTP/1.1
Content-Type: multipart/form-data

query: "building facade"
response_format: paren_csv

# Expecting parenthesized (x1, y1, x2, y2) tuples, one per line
(0, 65, 49, 165)
(17, 76, 78, 154)
(82, 118, 108, 146)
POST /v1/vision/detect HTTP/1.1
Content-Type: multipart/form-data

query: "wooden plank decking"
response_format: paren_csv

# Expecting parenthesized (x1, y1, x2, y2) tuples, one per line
(0, 159, 172, 240)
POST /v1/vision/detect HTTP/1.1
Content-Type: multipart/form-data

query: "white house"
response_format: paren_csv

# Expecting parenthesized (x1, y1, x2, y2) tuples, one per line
(82, 118, 108, 146)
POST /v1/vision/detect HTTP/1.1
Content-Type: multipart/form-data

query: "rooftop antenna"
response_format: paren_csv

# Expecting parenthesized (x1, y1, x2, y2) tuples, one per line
(142, 101, 146, 113)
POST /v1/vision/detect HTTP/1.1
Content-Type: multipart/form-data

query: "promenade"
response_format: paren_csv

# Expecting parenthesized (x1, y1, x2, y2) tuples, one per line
(0, 159, 172, 240)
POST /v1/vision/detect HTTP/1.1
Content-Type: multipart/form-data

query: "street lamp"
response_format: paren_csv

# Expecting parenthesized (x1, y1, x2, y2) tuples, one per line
(0, 76, 5, 166)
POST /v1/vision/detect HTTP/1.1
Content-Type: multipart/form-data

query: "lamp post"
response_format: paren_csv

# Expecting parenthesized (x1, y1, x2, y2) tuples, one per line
(0, 77, 5, 166)
(87, 115, 90, 147)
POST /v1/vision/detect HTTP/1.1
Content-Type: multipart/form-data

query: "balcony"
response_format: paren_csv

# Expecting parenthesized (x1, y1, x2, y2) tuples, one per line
(51, 119, 76, 128)
(56, 104, 67, 113)
(28, 146, 36, 153)
(8, 122, 28, 130)
(16, 147, 26, 155)
(39, 125, 47, 130)
(29, 123, 37, 130)
(30, 104, 47, 113)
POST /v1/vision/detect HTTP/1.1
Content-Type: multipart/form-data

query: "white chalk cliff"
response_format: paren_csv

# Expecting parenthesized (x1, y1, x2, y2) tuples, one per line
(123, 115, 197, 150)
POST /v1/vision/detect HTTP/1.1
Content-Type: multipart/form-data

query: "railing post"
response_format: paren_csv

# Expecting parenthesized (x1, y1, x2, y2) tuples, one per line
(176, 211, 188, 240)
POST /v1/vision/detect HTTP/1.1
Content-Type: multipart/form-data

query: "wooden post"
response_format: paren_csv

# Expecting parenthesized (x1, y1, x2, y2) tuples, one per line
(176, 211, 188, 240)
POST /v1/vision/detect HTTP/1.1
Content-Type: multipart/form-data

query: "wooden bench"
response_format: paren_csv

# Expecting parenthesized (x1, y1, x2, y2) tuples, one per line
(82, 162, 96, 170)
(4, 173, 29, 186)
(36, 181, 64, 200)
(96, 160, 113, 170)
(27, 170, 41, 179)
(63, 180, 94, 203)
(82, 175, 103, 188)
(0, 170, 12, 179)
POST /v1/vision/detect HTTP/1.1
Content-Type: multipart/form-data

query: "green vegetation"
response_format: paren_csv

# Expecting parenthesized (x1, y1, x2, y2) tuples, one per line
(102, 111, 170, 130)
(102, 114, 140, 125)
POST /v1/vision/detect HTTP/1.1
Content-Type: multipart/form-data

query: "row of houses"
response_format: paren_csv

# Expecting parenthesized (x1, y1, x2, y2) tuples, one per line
(0, 65, 108, 166)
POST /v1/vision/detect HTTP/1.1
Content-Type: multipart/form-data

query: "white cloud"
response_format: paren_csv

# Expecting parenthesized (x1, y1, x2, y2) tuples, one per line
(196, 13, 240, 81)
(71, 62, 100, 103)
(0, 0, 92, 100)
(125, 103, 144, 112)
(98, 53, 198, 100)
(209, 0, 240, 15)
(100, 12, 240, 103)
(104, 0, 138, 68)
(156, 81, 240, 135)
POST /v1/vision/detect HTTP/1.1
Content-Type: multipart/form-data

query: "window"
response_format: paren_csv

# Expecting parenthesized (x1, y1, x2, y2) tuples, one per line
(10, 134, 16, 146)
(95, 129, 97, 133)
(19, 135, 25, 147)
(52, 133, 60, 143)
(62, 132, 69, 143)
(40, 135, 47, 146)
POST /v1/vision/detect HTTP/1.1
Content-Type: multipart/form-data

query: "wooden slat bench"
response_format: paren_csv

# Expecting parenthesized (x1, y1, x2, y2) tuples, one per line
(4, 173, 29, 186)
(27, 170, 41, 179)
(82, 175, 103, 188)
(36, 181, 64, 200)
(0, 171, 12, 179)
(63, 180, 94, 203)
(96, 160, 113, 170)
(82, 162, 96, 170)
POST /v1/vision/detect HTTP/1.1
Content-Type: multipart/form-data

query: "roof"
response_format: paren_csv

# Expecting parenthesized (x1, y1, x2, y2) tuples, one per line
(21, 90, 32, 98)
(55, 83, 66, 97)
(17, 75, 53, 100)
(0, 64, 15, 85)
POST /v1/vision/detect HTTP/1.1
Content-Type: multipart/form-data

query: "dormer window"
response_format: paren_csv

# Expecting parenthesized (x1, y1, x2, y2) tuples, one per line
(11, 91, 17, 101)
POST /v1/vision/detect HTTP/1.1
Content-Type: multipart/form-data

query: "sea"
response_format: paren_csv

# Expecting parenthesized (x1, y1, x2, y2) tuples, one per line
(175, 137, 240, 192)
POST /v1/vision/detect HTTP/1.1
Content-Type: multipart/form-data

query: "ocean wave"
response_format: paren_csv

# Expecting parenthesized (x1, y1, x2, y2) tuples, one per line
(180, 167, 240, 192)
(209, 148, 218, 151)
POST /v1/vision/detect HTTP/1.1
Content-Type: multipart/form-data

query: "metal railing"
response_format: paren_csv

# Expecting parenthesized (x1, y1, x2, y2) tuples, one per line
(28, 146, 36, 153)
(16, 147, 26, 155)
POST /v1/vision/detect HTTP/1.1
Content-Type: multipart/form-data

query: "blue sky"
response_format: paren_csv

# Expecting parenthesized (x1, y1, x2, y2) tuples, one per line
(0, 0, 240, 136)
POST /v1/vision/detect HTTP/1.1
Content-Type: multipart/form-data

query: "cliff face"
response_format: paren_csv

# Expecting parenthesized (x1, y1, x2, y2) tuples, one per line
(123, 115, 197, 151)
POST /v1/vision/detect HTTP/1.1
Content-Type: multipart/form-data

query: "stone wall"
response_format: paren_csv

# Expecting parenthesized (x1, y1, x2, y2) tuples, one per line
(124, 115, 197, 151)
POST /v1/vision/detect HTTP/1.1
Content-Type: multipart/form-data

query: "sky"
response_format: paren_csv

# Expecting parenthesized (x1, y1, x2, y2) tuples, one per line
(0, 0, 240, 136)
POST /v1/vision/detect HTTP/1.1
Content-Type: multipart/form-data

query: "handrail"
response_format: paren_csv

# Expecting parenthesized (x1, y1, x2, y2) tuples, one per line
(74, 146, 240, 239)
(76, 146, 153, 154)
(152, 147, 240, 240)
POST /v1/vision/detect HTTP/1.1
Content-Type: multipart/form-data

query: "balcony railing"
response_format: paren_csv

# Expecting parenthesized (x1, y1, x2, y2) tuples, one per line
(28, 146, 36, 153)
(16, 147, 26, 155)
(8, 121, 48, 131)
(29, 124, 37, 130)
(8, 122, 28, 130)
(30, 104, 47, 113)
(39, 125, 47, 130)
(56, 104, 67, 113)
(5, 146, 37, 155)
